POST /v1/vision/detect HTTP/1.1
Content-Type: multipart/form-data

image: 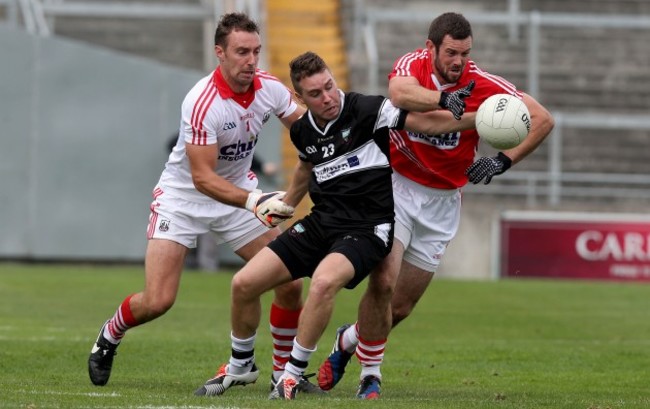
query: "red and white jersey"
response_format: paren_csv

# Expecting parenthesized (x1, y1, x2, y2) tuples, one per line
(158, 67, 297, 202)
(388, 49, 523, 189)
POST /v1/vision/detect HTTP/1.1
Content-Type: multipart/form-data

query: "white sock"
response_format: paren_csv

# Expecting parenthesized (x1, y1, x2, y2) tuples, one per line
(340, 323, 359, 353)
(284, 339, 316, 380)
(228, 332, 256, 375)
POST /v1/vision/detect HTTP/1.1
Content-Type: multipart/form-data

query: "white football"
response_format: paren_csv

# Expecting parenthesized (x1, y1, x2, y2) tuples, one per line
(475, 94, 531, 149)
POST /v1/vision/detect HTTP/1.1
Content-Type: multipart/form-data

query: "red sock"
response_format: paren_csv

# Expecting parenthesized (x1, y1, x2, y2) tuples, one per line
(356, 335, 386, 368)
(106, 294, 138, 342)
(269, 303, 301, 376)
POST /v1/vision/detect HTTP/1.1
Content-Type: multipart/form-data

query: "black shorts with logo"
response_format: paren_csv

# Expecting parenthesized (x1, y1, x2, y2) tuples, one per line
(268, 213, 393, 289)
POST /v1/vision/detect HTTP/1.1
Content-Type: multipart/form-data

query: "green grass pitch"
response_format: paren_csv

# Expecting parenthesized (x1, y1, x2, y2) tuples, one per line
(0, 263, 648, 408)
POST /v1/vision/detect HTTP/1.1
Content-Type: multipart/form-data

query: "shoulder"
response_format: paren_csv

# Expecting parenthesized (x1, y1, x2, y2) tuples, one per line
(256, 69, 291, 92)
(290, 114, 308, 134)
(182, 74, 221, 114)
(256, 68, 282, 82)
(392, 49, 430, 78)
(465, 61, 521, 96)
(346, 92, 386, 112)
(395, 48, 429, 64)
(289, 115, 313, 148)
(185, 73, 216, 99)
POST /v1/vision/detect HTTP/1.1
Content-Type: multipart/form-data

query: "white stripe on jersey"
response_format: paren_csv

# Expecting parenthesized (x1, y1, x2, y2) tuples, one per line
(313, 139, 389, 184)
(468, 62, 523, 97)
(373, 99, 403, 132)
(393, 49, 428, 77)
(389, 129, 443, 178)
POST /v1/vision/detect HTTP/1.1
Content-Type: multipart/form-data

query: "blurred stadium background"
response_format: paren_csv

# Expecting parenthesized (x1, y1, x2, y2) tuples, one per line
(1, 0, 650, 280)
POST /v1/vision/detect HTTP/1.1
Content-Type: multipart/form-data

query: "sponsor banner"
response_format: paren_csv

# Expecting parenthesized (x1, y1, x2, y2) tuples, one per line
(498, 211, 650, 282)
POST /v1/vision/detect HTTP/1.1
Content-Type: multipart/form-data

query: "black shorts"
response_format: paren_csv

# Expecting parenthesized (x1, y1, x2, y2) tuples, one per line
(268, 214, 393, 289)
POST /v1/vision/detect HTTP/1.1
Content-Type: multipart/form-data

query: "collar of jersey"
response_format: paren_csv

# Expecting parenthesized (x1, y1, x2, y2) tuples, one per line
(212, 66, 262, 109)
(307, 89, 346, 135)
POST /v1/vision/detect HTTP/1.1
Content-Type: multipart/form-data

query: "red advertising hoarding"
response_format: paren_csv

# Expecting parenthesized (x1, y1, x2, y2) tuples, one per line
(498, 211, 650, 282)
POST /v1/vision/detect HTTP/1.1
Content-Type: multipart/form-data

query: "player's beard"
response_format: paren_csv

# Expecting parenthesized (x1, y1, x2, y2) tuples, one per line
(313, 105, 339, 128)
(235, 69, 255, 88)
(434, 56, 463, 84)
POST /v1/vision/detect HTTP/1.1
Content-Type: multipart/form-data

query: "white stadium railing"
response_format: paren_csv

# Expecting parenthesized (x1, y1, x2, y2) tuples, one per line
(465, 113, 650, 206)
(352, 0, 650, 99)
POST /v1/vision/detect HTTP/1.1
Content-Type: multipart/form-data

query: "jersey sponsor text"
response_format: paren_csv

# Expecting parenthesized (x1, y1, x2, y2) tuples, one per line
(407, 131, 461, 149)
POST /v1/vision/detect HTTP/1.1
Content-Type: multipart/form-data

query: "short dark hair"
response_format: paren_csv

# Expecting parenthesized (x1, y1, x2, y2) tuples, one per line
(289, 51, 329, 93)
(427, 12, 472, 50)
(214, 12, 259, 47)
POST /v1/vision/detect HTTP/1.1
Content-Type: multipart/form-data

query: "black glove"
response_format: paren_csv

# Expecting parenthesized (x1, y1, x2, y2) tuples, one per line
(465, 152, 512, 185)
(439, 80, 475, 120)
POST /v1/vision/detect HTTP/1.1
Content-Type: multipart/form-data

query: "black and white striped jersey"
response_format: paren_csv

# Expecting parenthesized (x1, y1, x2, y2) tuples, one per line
(290, 91, 407, 228)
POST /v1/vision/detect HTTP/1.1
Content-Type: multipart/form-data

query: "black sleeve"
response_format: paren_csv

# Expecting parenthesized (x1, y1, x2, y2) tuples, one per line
(395, 109, 408, 130)
(290, 120, 309, 162)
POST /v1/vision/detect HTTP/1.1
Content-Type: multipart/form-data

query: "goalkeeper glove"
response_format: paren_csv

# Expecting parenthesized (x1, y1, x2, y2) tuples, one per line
(465, 152, 512, 185)
(245, 190, 295, 228)
(439, 80, 475, 120)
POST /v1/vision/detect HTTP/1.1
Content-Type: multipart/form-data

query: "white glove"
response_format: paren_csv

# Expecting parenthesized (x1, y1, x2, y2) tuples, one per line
(245, 189, 295, 228)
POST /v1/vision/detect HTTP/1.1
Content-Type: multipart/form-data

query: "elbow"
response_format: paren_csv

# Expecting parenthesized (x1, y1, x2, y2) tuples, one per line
(391, 95, 409, 110)
(388, 87, 408, 109)
(547, 112, 556, 133)
(529, 103, 555, 141)
(191, 174, 210, 196)
(540, 110, 555, 138)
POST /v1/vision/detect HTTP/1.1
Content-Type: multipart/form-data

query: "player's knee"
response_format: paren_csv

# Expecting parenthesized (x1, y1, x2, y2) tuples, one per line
(231, 274, 248, 299)
(231, 273, 260, 302)
(308, 276, 339, 303)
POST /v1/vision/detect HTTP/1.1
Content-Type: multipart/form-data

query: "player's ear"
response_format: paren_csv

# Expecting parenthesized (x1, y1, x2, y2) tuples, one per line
(425, 39, 435, 54)
(214, 44, 225, 61)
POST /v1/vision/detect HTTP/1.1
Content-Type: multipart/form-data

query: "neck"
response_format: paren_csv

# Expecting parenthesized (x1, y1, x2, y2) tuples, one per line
(219, 68, 250, 94)
(225, 79, 249, 94)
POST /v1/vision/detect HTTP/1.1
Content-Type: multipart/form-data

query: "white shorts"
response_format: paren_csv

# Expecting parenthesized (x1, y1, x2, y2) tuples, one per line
(146, 186, 268, 251)
(392, 171, 462, 272)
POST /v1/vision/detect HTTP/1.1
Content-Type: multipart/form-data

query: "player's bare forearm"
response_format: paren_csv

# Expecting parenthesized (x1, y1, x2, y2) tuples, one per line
(194, 172, 250, 208)
(389, 76, 442, 112)
(282, 161, 312, 208)
(502, 93, 555, 164)
(404, 110, 476, 135)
